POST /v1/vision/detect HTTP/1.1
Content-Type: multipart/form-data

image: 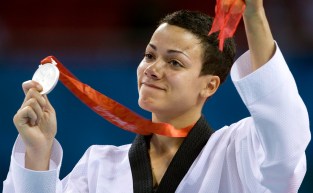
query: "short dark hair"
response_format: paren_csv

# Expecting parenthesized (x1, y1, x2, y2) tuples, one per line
(158, 10, 236, 84)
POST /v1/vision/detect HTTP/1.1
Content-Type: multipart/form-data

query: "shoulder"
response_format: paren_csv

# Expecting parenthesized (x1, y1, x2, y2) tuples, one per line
(213, 117, 254, 143)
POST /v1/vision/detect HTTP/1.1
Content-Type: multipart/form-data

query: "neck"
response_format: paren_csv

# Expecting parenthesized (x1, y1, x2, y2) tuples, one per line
(151, 108, 202, 129)
(149, 110, 202, 155)
(150, 134, 184, 155)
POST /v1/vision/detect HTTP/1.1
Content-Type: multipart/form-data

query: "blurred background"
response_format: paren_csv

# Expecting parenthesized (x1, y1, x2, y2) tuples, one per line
(1, 0, 312, 192)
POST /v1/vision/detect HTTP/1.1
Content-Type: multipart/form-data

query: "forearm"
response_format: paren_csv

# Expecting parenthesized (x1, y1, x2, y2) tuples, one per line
(243, 8, 275, 71)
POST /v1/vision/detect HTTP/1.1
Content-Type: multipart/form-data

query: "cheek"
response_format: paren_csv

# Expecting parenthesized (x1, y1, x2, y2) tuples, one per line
(137, 61, 146, 79)
(172, 75, 202, 96)
(171, 74, 196, 89)
(137, 61, 148, 92)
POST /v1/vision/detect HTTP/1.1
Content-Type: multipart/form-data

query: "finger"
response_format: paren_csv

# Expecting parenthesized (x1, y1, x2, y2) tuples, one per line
(21, 98, 44, 125)
(25, 106, 38, 126)
(22, 80, 43, 95)
(23, 88, 46, 108)
(42, 95, 55, 113)
(15, 106, 38, 128)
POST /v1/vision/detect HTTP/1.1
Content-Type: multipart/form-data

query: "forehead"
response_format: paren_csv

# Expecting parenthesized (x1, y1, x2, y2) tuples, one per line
(149, 23, 203, 56)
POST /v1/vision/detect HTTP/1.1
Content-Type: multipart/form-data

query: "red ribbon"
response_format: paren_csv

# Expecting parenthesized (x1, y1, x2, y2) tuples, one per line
(41, 56, 194, 137)
(209, 0, 246, 51)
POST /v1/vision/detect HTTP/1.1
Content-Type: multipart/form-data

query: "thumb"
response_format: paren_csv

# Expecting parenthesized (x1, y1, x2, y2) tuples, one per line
(22, 80, 43, 95)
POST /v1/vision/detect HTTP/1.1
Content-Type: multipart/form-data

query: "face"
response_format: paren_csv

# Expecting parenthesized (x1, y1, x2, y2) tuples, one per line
(137, 23, 217, 118)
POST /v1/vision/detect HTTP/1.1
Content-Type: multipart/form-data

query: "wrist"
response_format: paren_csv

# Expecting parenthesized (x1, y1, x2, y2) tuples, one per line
(244, 7, 265, 19)
(25, 144, 52, 171)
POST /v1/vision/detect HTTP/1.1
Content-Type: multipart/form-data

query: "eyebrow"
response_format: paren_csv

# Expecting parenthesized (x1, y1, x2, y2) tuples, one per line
(148, 43, 190, 59)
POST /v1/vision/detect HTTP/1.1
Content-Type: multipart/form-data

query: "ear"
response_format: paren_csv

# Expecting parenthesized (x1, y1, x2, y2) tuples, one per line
(200, 75, 220, 99)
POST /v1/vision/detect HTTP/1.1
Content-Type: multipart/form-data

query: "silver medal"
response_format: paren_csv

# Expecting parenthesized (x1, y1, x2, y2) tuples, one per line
(32, 59, 60, 95)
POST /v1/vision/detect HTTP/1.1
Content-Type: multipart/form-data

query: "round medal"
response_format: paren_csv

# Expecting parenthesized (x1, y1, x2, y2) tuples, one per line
(32, 61, 60, 95)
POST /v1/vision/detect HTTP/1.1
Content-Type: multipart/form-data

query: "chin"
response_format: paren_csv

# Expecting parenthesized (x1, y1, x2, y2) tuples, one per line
(138, 98, 153, 112)
(138, 97, 161, 113)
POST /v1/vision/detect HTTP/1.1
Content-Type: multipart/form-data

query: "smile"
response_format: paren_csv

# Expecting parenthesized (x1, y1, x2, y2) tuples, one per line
(142, 83, 166, 91)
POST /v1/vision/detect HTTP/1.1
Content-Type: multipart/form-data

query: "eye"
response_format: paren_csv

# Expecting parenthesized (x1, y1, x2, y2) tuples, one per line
(144, 53, 155, 61)
(169, 60, 183, 68)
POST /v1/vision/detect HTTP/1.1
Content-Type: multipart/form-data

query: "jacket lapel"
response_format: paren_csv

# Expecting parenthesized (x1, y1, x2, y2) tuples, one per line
(128, 116, 214, 193)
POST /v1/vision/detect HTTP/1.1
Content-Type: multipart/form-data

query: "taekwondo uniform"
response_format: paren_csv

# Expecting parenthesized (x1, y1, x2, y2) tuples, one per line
(3, 43, 311, 193)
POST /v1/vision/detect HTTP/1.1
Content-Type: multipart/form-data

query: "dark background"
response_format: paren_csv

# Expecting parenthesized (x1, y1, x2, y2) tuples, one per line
(1, 0, 312, 192)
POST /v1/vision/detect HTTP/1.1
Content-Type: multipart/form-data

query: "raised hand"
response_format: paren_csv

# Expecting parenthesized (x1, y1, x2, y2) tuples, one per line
(13, 80, 57, 170)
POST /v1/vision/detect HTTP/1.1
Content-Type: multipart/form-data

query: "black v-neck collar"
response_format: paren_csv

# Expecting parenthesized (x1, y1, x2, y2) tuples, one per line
(128, 116, 214, 193)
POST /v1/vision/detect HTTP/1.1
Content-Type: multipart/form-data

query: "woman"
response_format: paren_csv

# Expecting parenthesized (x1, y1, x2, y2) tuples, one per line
(3, 0, 310, 192)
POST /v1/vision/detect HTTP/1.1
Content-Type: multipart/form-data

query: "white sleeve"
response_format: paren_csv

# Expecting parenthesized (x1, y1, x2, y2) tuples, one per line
(3, 135, 62, 193)
(231, 42, 311, 192)
(2, 136, 90, 193)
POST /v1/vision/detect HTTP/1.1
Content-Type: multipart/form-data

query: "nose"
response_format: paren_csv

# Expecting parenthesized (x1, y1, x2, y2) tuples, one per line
(144, 63, 162, 80)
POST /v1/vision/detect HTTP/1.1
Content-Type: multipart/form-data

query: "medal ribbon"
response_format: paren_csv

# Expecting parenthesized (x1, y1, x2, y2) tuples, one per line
(41, 56, 193, 137)
(209, 0, 246, 51)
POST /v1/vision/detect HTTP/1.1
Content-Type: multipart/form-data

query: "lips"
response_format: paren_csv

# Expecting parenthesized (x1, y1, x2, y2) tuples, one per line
(141, 82, 166, 91)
